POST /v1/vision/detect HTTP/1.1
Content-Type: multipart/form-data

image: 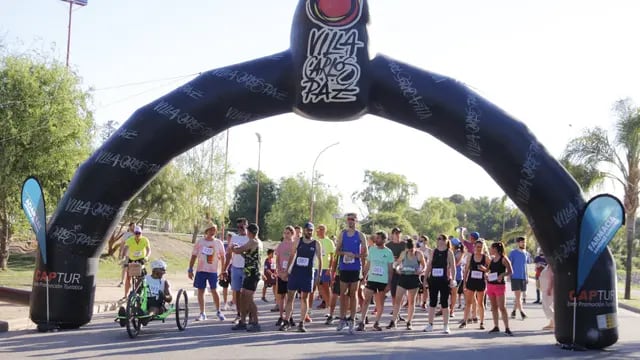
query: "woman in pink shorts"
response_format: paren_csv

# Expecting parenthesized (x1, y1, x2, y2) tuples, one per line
(486, 241, 514, 336)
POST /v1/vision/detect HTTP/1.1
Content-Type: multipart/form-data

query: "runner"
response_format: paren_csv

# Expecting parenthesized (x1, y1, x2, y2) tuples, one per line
(357, 231, 393, 331)
(117, 222, 136, 287)
(540, 262, 554, 330)
(335, 212, 368, 334)
(509, 236, 530, 320)
(487, 241, 514, 336)
(418, 235, 431, 309)
(325, 253, 342, 325)
(188, 224, 226, 321)
(388, 238, 426, 330)
(424, 234, 456, 334)
(122, 226, 150, 300)
(315, 224, 336, 315)
(222, 218, 250, 325)
(230, 223, 262, 332)
(281, 222, 323, 332)
(386, 227, 407, 322)
(218, 232, 234, 311)
(460, 240, 490, 329)
(533, 248, 547, 304)
(450, 238, 466, 317)
(262, 249, 277, 302)
(275, 226, 296, 327)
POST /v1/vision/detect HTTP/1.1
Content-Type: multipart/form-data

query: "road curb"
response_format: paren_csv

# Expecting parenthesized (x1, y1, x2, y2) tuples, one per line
(619, 302, 640, 315)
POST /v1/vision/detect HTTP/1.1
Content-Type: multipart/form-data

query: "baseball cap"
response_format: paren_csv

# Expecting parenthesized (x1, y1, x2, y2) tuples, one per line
(134, 226, 142, 234)
(451, 238, 461, 246)
(304, 222, 315, 230)
(151, 259, 167, 270)
(391, 227, 402, 234)
(469, 232, 480, 240)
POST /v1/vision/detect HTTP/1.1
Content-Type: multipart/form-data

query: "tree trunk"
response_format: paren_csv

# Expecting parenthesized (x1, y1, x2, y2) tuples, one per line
(624, 207, 637, 299)
(0, 206, 9, 270)
(191, 223, 199, 244)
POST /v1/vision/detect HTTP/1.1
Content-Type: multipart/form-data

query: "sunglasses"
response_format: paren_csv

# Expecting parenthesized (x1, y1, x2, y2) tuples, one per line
(347, 217, 357, 221)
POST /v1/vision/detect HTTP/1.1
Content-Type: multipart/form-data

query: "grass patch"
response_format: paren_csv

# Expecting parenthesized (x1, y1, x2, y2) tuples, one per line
(619, 293, 640, 309)
(0, 253, 36, 288)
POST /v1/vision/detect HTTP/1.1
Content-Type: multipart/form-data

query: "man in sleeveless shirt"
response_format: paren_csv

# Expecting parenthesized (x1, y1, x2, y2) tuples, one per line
(230, 223, 262, 332)
(222, 218, 249, 326)
(335, 213, 368, 333)
(281, 222, 323, 332)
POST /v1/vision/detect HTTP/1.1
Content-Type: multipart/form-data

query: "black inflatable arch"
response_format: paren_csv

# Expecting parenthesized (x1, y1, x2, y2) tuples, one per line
(31, 0, 618, 349)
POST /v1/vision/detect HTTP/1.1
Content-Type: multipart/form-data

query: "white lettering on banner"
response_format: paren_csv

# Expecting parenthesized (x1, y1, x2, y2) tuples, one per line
(95, 151, 162, 175)
(588, 216, 621, 253)
(52, 225, 101, 247)
(553, 202, 579, 228)
(153, 101, 216, 137)
(116, 128, 138, 140)
(180, 84, 205, 100)
(64, 198, 117, 219)
(516, 141, 542, 205)
(388, 61, 433, 120)
(226, 107, 256, 122)
(301, 28, 364, 103)
(548, 237, 577, 265)
(23, 198, 42, 232)
(465, 93, 482, 157)
(209, 69, 288, 101)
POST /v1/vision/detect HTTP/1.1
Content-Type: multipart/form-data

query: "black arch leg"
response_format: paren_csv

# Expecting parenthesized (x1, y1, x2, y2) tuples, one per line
(368, 54, 617, 349)
(30, 51, 294, 328)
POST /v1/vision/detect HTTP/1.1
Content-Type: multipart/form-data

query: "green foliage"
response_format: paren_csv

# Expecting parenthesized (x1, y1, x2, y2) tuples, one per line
(360, 211, 415, 236)
(352, 170, 417, 214)
(406, 198, 458, 238)
(265, 173, 339, 240)
(0, 52, 94, 269)
(230, 169, 277, 237)
(560, 158, 605, 194)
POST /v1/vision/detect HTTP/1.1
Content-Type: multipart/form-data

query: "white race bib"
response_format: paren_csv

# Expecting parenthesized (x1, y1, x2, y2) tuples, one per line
(282, 261, 289, 270)
(488, 272, 498, 282)
(371, 265, 384, 276)
(432, 268, 444, 277)
(201, 247, 214, 256)
(343, 254, 355, 264)
(471, 270, 483, 280)
(403, 267, 415, 273)
(270, 262, 277, 270)
(296, 257, 310, 267)
(133, 251, 142, 257)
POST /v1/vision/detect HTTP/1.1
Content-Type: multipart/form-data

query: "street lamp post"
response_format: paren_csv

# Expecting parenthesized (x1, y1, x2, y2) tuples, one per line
(309, 141, 339, 222)
(255, 133, 262, 225)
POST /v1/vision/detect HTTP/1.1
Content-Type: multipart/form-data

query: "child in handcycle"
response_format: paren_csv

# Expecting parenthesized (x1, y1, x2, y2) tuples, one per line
(117, 259, 173, 326)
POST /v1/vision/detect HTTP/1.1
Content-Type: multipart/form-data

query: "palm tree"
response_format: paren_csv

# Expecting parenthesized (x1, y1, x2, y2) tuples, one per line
(562, 98, 640, 300)
(559, 159, 606, 195)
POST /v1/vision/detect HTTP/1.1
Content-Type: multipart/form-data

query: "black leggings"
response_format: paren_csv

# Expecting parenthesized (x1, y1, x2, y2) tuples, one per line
(428, 278, 450, 308)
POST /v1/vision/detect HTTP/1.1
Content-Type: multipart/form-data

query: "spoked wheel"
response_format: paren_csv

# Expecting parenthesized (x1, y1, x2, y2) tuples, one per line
(125, 292, 142, 338)
(175, 289, 188, 331)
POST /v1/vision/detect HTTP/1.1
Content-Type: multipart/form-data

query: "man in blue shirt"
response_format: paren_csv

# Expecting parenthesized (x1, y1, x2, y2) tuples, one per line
(508, 236, 530, 319)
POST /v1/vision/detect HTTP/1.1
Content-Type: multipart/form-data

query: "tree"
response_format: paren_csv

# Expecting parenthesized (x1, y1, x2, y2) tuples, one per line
(360, 211, 415, 236)
(105, 163, 189, 256)
(98, 120, 120, 144)
(0, 52, 93, 269)
(230, 169, 277, 238)
(560, 158, 606, 194)
(448, 194, 466, 205)
(265, 174, 340, 241)
(352, 170, 418, 214)
(562, 98, 640, 299)
(406, 198, 458, 239)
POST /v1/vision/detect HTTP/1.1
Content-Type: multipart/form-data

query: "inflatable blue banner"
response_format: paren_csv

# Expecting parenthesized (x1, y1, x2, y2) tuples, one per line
(21, 177, 48, 265)
(577, 194, 625, 292)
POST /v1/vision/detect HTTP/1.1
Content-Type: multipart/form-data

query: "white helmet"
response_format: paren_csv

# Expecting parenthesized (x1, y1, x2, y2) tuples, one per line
(151, 259, 167, 271)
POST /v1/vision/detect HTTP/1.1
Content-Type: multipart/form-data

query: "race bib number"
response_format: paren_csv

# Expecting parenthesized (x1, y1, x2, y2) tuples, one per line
(343, 254, 355, 264)
(432, 268, 444, 277)
(282, 261, 289, 270)
(133, 251, 142, 257)
(270, 262, 277, 270)
(403, 267, 415, 273)
(201, 247, 214, 256)
(488, 272, 498, 282)
(296, 257, 310, 267)
(371, 266, 384, 276)
(471, 270, 483, 280)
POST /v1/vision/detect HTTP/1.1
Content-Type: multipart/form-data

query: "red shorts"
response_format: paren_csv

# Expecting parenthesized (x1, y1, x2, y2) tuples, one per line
(486, 283, 506, 297)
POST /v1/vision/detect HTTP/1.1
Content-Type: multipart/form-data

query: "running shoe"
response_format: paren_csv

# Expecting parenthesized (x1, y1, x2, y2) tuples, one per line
(231, 322, 247, 330)
(232, 315, 241, 324)
(348, 318, 355, 334)
(373, 321, 382, 331)
(356, 322, 365, 332)
(246, 323, 261, 332)
(289, 317, 296, 327)
(406, 321, 413, 330)
(195, 312, 207, 321)
(459, 321, 466, 329)
(443, 326, 451, 334)
(223, 303, 231, 311)
(316, 301, 327, 309)
(304, 314, 312, 323)
(270, 305, 280, 312)
(449, 312, 455, 318)
(261, 297, 268, 303)
(275, 317, 284, 327)
(423, 323, 433, 332)
(489, 326, 500, 333)
(479, 322, 485, 330)
(365, 316, 369, 325)
(216, 310, 226, 321)
(435, 310, 443, 317)
(386, 320, 396, 329)
(397, 315, 406, 322)
(472, 317, 478, 323)
(117, 307, 127, 327)
(336, 318, 347, 331)
(505, 328, 513, 336)
(279, 322, 290, 331)
(325, 315, 335, 325)
(520, 311, 527, 320)
(510, 310, 516, 319)
(117, 281, 123, 287)
(298, 323, 307, 333)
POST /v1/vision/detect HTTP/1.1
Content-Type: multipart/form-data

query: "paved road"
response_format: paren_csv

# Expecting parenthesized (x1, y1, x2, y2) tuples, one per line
(2, 286, 640, 360)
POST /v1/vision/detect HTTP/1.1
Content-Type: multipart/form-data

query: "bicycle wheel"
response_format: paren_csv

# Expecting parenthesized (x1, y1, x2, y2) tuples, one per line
(175, 289, 188, 331)
(125, 292, 142, 338)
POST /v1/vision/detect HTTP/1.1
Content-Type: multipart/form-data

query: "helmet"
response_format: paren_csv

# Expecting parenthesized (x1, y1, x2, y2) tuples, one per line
(151, 259, 167, 271)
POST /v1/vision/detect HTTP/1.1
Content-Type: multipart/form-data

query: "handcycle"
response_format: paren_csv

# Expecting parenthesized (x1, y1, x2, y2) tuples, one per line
(116, 262, 189, 338)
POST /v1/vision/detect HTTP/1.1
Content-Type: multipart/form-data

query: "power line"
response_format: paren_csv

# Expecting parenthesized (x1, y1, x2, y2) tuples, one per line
(93, 72, 201, 91)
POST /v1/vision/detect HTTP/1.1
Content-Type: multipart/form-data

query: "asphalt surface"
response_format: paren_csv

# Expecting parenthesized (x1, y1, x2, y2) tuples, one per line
(2, 285, 640, 360)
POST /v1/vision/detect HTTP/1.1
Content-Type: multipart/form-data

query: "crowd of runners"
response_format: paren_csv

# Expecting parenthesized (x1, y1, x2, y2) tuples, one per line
(179, 213, 554, 335)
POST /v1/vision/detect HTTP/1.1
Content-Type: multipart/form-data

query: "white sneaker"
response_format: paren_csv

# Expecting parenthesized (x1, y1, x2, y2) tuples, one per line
(423, 324, 433, 332)
(217, 310, 226, 321)
(223, 303, 230, 311)
(195, 312, 207, 321)
(443, 326, 451, 334)
(348, 319, 355, 334)
(337, 319, 346, 331)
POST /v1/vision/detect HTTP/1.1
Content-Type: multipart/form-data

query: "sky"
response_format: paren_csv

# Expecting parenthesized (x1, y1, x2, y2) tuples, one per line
(2, 0, 640, 214)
